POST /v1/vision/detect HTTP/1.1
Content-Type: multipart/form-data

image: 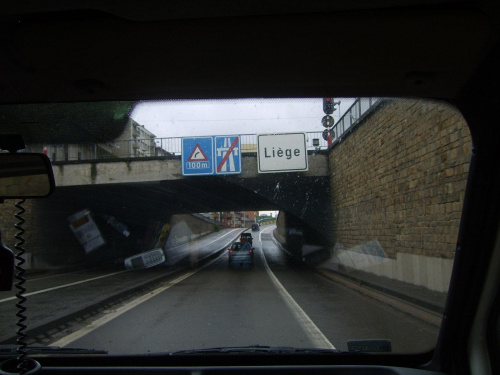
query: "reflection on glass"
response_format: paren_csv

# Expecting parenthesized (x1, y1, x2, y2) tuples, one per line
(0, 154, 54, 197)
(0, 98, 471, 355)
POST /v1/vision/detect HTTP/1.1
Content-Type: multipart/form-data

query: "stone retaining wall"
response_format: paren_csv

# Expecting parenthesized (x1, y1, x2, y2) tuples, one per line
(327, 99, 471, 292)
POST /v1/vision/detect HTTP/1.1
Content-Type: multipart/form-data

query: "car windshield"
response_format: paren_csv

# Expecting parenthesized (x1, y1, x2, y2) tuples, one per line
(0, 97, 470, 355)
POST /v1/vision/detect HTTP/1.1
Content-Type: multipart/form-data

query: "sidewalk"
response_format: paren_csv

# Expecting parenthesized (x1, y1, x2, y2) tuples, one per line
(272, 231, 448, 318)
(317, 265, 448, 314)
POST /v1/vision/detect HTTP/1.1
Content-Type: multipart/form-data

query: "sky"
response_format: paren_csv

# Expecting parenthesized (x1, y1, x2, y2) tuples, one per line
(130, 98, 354, 138)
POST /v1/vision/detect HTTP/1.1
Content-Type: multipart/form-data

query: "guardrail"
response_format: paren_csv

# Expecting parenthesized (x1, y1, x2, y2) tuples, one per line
(329, 97, 382, 145)
(25, 98, 382, 162)
(25, 132, 332, 162)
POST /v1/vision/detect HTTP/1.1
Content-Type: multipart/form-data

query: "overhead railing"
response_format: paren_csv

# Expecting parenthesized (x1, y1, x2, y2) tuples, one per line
(329, 97, 382, 146)
(25, 132, 326, 162)
(25, 98, 382, 162)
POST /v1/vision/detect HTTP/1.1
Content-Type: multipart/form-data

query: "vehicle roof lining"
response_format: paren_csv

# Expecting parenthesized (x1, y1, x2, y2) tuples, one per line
(0, 0, 476, 21)
(0, 102, 135, 144)
(0, 1, 498, 143)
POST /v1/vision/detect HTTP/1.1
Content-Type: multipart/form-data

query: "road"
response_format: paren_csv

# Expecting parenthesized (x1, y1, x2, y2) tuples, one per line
(0, 226, 439, 354)
(0, 228, 244, 343)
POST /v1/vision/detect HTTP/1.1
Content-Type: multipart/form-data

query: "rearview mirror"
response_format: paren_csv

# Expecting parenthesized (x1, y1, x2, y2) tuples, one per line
(0, 153, 55, 198)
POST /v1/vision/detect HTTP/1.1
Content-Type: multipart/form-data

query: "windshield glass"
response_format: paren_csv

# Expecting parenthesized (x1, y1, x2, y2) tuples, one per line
(0, 98, 470, 355)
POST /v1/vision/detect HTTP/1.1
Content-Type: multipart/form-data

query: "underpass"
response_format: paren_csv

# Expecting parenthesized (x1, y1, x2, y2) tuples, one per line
(22, 151, 331, 269)
(49, 151, 330, 234)
(0, 98, 468, 356)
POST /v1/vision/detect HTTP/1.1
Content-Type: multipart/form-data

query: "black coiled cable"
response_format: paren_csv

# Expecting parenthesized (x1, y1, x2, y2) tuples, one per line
(0, 199, 41, 375)
(14, 199, 28, 375)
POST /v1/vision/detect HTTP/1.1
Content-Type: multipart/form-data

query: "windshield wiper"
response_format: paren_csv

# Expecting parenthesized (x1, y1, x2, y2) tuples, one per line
(0, 345, 107, 355)
(169, 345, 340, 355)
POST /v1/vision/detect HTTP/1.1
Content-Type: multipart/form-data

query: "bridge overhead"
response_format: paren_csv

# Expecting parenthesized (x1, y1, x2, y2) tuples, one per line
(48, 152, 331, 239)
(52, 153, 328, 186)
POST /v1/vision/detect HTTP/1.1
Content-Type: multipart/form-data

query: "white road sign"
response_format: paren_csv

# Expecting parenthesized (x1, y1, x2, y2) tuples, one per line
(257, 132, 308, 173)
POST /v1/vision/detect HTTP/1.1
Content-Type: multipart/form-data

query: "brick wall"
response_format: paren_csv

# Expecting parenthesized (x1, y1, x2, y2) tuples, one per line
(0, 199, 37, 268)
(0, 200, 36, 251)
(328, 99, 471, 292)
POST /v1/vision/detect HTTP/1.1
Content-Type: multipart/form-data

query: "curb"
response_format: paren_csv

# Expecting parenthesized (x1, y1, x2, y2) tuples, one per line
(315, 270, 443, 327)
(317, 268, 445, 315)
(270, 232, 443, 327)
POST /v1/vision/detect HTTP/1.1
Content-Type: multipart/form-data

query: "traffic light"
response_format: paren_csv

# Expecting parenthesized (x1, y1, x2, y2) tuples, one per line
(323, 98, 335, 114)
(322, 129, 334, 141)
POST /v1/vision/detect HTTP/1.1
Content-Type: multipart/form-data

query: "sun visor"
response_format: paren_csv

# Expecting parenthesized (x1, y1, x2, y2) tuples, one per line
(0, 101, 135, 144)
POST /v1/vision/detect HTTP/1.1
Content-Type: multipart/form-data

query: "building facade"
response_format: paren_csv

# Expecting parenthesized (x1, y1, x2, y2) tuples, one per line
(27, 119, 158, 161)
(110, 118, 157, 158)
(210, 211, 257, 228)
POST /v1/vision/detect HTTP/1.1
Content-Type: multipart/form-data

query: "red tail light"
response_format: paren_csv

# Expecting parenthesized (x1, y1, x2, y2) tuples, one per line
(249, 249, 253, 253)
(229, 250, 233, 253)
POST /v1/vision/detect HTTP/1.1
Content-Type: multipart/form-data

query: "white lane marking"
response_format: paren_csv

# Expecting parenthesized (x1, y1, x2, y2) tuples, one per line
(166, 228, 242, 250)
(30, 269, 94, 282)
(0, 271, 128, 304)
(1, 229, 242, 304)
(258, 225, 275, 243)
(49, 257, 218, 347)
(193, 228, 243, 247)
(259, 229, 335, 349)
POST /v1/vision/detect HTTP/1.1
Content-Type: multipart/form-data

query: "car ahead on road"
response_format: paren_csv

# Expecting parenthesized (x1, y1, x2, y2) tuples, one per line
(240, 232, 253, 245)
(228, 241, 254, 267)
(252, 223, 259, 231)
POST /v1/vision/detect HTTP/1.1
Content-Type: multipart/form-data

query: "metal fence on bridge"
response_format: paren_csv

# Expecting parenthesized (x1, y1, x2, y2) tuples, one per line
(26, 132, 331, 162)
(25, 98, 381, 162)
(329, 97, 382, 146)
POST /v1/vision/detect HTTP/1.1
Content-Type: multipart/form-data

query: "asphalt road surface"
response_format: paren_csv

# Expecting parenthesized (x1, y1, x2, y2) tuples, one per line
(27, 226, 440, 355)
(0, 228, 244, 344)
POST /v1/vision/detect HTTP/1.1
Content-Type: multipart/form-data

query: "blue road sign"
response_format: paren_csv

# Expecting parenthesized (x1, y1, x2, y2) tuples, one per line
(215, 135, 242, 175)
(181, 137, 214, 176)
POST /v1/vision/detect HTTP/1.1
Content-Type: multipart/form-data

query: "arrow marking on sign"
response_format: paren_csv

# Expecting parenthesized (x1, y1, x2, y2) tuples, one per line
(217, 137, 239, 173)
(188, 144, 209, 162)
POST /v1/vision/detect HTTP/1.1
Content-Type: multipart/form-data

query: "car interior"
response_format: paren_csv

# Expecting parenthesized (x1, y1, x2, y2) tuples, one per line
(0, 1, 500, 375)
